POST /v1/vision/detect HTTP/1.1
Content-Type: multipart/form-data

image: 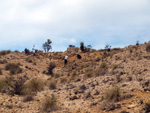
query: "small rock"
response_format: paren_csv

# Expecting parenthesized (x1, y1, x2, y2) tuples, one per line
(128, 104, 137, 108)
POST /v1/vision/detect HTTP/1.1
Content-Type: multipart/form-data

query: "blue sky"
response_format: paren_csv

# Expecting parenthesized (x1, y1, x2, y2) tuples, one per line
(0, 0, 150, 52)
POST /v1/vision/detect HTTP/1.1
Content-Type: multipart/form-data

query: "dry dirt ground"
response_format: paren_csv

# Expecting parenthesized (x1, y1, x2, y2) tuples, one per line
(0, 42, 150, 113)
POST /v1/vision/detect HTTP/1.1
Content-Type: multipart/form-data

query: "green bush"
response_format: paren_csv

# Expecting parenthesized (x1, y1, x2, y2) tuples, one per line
(5, 63, 22, 75)
(48, 62, 56, 75)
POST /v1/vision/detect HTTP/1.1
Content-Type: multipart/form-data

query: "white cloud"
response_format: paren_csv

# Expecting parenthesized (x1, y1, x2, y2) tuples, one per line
(0, 0, 150, 51)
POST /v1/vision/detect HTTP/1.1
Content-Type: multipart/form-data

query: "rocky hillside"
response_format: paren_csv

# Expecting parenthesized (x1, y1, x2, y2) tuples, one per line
(0, 42, 150, 113)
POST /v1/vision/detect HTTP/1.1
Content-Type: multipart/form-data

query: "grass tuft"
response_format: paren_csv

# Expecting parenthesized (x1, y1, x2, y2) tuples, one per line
(41, 94, 58, 112)
(5, 63, 22, 75)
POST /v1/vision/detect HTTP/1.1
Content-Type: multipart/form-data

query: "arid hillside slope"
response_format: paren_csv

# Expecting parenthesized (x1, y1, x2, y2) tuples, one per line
(0, 42, 150, 113)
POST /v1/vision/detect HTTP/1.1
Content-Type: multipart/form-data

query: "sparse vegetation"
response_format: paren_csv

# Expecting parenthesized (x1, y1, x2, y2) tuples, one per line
(5, 63, 22, 75)
(48, 62, 56, 75)
(1, 41, 150, 112)
(41, 94, 58, 112)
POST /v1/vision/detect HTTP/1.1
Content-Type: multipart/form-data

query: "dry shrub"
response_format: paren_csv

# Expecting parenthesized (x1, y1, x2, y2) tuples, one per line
(144, 100, 150, 112)
(100, 102, 116, 111)
(146, 44, 150, 52)
(95, 63, 108, 76)
(105, 86, 121, 102)
(111, 64, 119, 75)
(84, 68, 94, 78)
(24, 78, 45, 93)
(100, 62, 107, 69)
(9, 76, 26, 95)
(60, 77, 67, 84)
(69, 71, 77, 81)
(0, 60, 7, 64)
(95, 57, 100, 62)
(23, 95, 34, 102)
(25, 57, 33, 63)
(5, 63, 22, 75)
(109, 50, 119, 58)
(0, 50, 11, 55)
(41, 94, 58, 112)
(0, 76, 26, 95)
(0, 68, 2, 75)
(54, 73, 60, 78)
(48, 62, 56, 75)
(47, 79, 57, 90)
(95, 68, 107, 76)
(102, 51, 110, 58)
(0, 78, 8, 92)
(112, 64, 119, 71)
